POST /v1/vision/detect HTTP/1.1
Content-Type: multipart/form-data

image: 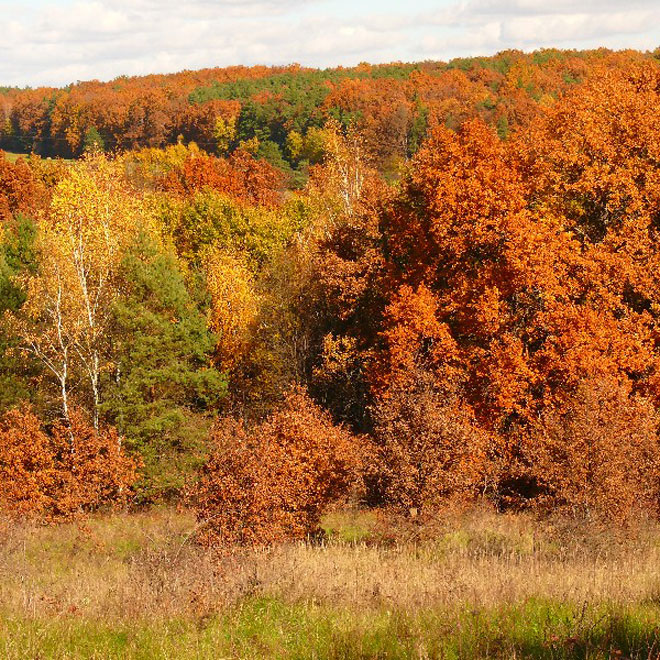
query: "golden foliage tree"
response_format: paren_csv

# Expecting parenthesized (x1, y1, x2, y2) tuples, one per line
(9, 154, 150, 428)
(204, 250, 260, 374)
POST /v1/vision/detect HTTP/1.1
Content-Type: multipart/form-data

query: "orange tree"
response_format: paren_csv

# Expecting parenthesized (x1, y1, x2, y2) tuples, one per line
(511, 377, 660, 522)
(0, 407, 138, 520)
(192, 388, 365, 546)
(315, 65, 660, 515)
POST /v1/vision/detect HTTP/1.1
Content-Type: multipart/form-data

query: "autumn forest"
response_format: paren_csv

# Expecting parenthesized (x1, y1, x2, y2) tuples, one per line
(4, 46, 660, 656)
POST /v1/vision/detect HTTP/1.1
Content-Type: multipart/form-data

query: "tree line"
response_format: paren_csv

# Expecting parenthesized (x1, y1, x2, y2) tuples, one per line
(2, 50, 660, 540)
(3, 49, 658, 177)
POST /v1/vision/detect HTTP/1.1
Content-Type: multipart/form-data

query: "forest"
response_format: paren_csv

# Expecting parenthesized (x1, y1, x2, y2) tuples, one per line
(4, 46, 660, 657)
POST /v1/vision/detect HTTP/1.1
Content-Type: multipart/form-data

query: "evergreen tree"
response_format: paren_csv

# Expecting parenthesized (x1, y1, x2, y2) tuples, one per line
(0, 214, 39, 410)
(82, 126, 105, 153)
(102, 234, 227, 499)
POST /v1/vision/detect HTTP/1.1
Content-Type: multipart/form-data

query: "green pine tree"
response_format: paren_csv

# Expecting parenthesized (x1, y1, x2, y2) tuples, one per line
(0, 214, 40, 410)
(102, 233, 227, 500)
(82, 126, 105, 154)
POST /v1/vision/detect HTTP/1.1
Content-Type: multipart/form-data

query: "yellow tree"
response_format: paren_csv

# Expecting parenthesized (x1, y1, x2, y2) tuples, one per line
(205, 250, 260, 375)
(11, 154, 148, 428)
(9, 227, 82, 428)
(318, 120, 368, 220)
(214, 115, 236, 156)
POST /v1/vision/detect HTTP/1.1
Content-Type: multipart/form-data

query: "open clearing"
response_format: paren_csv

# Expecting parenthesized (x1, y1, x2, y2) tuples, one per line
(1, 151, 27, 163)
(2, 507, 660, 658)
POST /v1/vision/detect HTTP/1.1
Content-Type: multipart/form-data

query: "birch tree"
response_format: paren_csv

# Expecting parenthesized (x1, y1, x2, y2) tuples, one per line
(10, 154, 147, 428)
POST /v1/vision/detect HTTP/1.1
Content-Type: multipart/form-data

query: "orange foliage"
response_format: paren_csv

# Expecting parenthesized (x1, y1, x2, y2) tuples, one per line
(313, 64, 660, 519)
(373, 284, 461, 395)
(373, 370, 492, 517)
(4, 65, 295, 156)
(192, 389, 365, 546)
(6, 53, 660, 527)
(375, 84, 660, 425)
(509, 378, 660, 522)
(175, 98, 240, 151)
(0, 408, 139, 520)
(4, 50, 651, 164)
(159, 150, 284, 207)
(0, 154, 41, 222)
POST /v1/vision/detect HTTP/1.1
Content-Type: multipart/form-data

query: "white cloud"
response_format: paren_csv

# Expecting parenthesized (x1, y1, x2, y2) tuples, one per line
(458, 0, 659, 18)
(40, 2, 131, 36)
(501, 10, 658, 44)
(420, 0, 660, 61)
(422, 21, 502, 55)
(0, 0, 659, 87)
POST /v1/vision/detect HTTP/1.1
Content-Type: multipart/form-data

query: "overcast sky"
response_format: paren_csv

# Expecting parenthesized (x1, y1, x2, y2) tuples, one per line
(2, 0, 660, 88)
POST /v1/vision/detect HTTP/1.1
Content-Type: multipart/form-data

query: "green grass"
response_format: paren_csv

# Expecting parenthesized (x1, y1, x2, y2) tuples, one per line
(1, 150, 74, 164)
(2, 599, 660, 659)
(1, 151, 27, 163)
(322, 509, 380, 544)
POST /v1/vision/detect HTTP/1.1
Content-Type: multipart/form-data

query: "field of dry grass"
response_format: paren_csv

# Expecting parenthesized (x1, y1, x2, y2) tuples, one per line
(2, 506, 660, 658)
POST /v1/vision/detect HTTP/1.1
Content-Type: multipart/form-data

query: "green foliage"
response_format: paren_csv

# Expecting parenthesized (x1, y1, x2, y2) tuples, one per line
(101, 234, 227, 500)
(496, 115, 510, 139)
(0, 214, 37, 312)
(0, 214, 39, 409)
(189, 64, 422, 170)
(189, 65, 420, 107)
(224, 226, 322, 412)
(447, 51, 518, 75)
(407, 102, 429, 156)
(173, 191, 311, 266)
(82, 126, 105, 153)
(256, 139, 289, 171)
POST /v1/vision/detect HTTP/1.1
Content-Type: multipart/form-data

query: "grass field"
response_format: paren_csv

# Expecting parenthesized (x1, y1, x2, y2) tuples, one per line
(2, 507, 660, 658)
(1, 151, 29, 163)
(1, 150, 74, 164)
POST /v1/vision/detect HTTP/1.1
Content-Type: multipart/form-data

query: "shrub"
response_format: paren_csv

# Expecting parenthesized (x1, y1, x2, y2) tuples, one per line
(0, 408, 139, 519)
(192, 389, 365, 546)
(372, 370, 492, 517)
(511, 378, 660, 522)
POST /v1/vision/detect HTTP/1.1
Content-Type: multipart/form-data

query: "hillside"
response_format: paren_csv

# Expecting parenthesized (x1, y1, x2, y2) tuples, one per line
(1, 48, 656, 175)
(5, 43, 660, 657)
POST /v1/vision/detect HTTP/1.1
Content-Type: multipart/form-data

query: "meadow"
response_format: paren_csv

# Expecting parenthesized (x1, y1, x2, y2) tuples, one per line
(1, 151, 25, 163)
(3, 507, 660, 659)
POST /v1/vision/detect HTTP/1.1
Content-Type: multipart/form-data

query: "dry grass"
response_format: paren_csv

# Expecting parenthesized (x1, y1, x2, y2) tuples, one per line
(1, 506, 660, 621)
(2, 506, 660, 657)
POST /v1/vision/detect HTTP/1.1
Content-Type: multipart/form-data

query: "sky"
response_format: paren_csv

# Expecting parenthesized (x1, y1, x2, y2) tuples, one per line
(1, 0, 660, 88)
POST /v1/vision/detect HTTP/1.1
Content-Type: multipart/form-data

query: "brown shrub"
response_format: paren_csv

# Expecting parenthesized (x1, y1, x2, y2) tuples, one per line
(0, 408, 139, 520)
(511, 378, 660, 522)
(372, 371, 493, 518)
(192, 389, 365, 546)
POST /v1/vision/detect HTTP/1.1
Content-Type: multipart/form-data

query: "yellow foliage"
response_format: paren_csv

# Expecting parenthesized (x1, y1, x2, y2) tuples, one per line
(205, 250, 261, 372)
(238, 136, 259, 155)
(213, 115, 236, 155)
(9, 153, 157, 426)
(124, 141, 202, 188)
(286, 130, 304, 161)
